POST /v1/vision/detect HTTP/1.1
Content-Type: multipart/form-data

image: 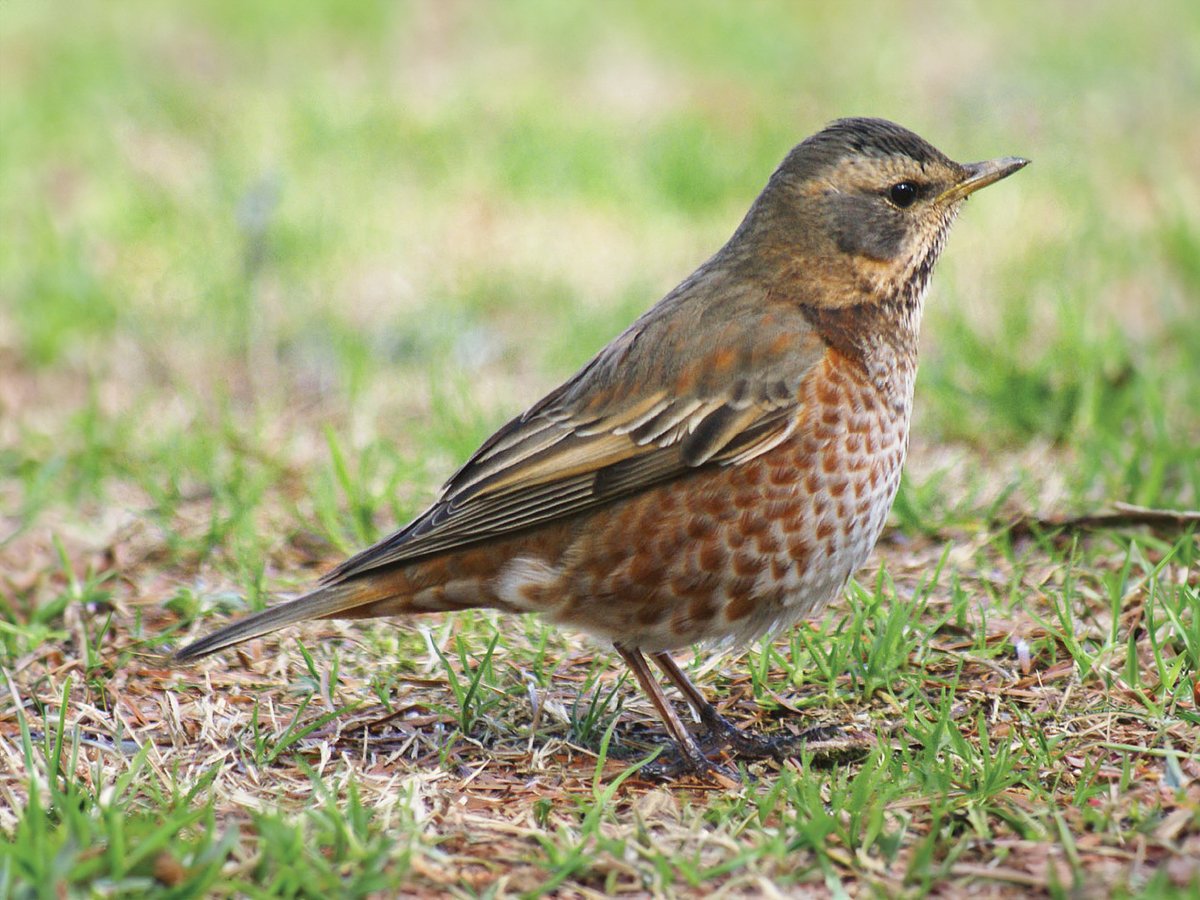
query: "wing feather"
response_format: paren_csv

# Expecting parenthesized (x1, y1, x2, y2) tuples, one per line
(322, 274, 829, 584)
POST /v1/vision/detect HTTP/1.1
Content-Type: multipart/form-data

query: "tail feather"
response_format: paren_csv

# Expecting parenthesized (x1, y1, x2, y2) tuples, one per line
(173, 580, 384, 662)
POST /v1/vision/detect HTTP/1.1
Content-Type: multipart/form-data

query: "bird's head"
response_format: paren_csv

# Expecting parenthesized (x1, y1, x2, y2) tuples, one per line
(731, 117, 1027, 316)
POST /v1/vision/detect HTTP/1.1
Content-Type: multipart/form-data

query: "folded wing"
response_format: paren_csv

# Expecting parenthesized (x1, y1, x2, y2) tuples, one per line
(324, 276, 826, 582)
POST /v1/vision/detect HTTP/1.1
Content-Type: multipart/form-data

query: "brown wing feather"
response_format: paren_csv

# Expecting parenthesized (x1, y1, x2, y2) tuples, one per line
(323, 271, 826, 583)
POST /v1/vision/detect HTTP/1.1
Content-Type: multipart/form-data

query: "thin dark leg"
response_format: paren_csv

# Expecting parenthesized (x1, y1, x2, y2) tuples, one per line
(647, 650, 711, 714)
(613, 643, 739, 785)
(649, 651, 860, 762)
(649, 651, 782, 757)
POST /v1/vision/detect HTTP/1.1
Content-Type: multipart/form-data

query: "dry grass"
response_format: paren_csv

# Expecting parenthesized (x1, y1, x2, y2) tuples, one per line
(4, 430, 1198, 895)
(3, 2, 1199, 897)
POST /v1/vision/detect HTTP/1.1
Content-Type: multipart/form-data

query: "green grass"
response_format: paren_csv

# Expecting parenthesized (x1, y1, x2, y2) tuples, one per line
(2, 1, 1198, 897)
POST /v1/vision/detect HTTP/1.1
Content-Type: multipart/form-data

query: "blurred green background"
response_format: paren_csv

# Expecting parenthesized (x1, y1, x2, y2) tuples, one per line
(2, 3, 1199, 895)
(2, 0, 1198, 564)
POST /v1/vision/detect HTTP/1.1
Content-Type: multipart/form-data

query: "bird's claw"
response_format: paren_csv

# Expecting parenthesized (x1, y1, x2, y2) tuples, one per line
(697, 707, 871, 764)
(634, 744, 743, 788)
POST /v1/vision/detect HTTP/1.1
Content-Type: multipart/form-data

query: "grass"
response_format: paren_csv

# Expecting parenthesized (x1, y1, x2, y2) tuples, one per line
(2, 0, 1198, 896)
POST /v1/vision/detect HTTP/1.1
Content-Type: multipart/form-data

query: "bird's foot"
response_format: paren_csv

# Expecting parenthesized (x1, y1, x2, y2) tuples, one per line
(635, 742, 742, 789)
(697, 706, 870, 764)
(609, 732, 742, 787)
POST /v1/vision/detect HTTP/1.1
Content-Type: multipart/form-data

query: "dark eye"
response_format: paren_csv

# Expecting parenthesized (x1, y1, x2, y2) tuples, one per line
(888, 182, 919, 208)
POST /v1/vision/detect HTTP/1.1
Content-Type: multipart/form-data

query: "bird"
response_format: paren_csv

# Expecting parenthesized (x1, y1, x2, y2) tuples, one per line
(174, 117, 1027, 783)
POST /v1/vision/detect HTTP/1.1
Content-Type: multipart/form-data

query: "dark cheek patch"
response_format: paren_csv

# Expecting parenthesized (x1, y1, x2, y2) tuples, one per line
(829, 194, 908, 259)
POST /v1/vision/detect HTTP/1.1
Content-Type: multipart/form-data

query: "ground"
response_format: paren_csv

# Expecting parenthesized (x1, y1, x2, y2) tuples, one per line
(1, 2, 1198, 897)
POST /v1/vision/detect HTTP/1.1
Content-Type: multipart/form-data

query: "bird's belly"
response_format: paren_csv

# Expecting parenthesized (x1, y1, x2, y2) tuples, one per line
(497, 355, 912, 652)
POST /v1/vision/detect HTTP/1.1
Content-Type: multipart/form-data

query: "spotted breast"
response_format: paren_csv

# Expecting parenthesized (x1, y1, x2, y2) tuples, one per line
(493, 337, 916, 651)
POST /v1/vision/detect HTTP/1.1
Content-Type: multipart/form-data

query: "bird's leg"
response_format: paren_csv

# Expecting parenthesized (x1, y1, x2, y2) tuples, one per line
(649, 651, 858, 761)
(613, 644, 739, 786)
(648, 651, 783, 757)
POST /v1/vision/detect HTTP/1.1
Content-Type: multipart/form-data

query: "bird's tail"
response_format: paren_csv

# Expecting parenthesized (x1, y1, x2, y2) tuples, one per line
(173, 579, 390, 662)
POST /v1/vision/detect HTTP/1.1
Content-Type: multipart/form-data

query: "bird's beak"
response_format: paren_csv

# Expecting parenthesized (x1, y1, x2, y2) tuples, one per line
(940, 156, 1029, 203)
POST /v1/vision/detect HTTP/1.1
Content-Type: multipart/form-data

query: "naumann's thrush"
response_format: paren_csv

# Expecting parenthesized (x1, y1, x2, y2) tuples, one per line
(176, 118, 1027, 782)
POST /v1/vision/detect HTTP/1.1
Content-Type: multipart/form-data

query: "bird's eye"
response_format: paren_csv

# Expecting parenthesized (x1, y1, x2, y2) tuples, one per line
(888, 182, 919, 208)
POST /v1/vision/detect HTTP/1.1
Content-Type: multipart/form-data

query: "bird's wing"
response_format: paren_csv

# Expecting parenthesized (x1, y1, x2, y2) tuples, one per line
(323, 276, 826, 582)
